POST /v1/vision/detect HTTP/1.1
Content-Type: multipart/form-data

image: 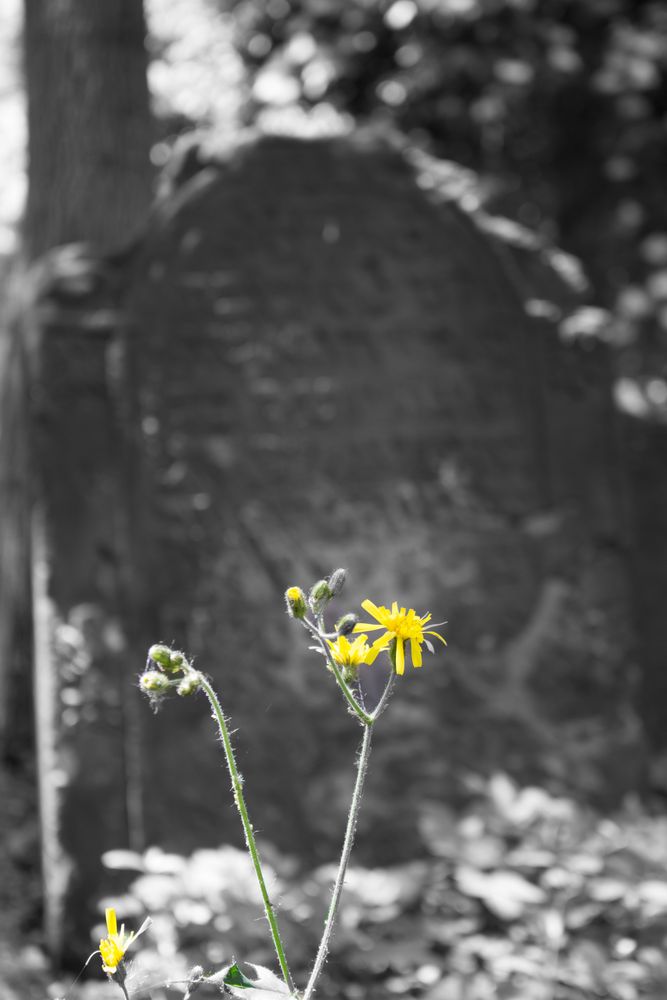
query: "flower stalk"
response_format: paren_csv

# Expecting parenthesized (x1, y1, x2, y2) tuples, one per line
(305, 617, 373, 726)
(301, 648, 393, 1000)
(303, 721, 373, 1000)
(133, 574, 445, 999)
(196, 673, 295, 994)
(302, 667, 394, 1000)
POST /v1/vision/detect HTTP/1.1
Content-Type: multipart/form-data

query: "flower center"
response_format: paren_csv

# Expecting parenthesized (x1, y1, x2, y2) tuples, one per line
(387, 612, 423, 640)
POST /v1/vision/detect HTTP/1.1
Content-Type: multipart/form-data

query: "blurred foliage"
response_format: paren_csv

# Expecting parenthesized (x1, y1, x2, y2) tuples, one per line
(57, 772, 667, 1000)
(4, 0, 667, 412)
(217, 0, 667, 417)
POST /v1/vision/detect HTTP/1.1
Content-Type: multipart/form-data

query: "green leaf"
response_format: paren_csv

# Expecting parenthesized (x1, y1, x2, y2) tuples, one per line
(218, 963, 293, 998)
(223, 963, 256, 989)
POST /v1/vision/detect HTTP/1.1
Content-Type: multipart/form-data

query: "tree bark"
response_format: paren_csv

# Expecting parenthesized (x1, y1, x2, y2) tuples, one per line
(23, 0, 153, 257)
(1, 0, 154, 961)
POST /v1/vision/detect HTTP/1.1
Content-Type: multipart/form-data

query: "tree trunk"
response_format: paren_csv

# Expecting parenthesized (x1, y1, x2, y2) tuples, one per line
(23, 0, 153, 256)
(0, 0, 154, 962)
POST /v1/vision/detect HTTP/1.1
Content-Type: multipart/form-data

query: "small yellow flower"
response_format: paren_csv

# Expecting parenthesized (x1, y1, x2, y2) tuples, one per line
(354, 600, 446, 675)
(285, 586, 307, 619)
(327, 633, 372, 667)
(99, 908, 138, 975)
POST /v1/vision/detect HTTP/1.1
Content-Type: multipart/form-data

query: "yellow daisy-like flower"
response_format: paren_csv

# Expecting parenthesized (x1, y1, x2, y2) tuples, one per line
(99, 908, 137, 975)
(327, 633, 372, 667)
(354, 600, 447, 675)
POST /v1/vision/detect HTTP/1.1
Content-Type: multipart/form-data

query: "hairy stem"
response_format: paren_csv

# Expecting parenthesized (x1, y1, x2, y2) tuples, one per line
(303, 721, 374, 1000)
(371, 669, 395, 721)
(304, 619, 373, 726)
(197, 674, 294, 994)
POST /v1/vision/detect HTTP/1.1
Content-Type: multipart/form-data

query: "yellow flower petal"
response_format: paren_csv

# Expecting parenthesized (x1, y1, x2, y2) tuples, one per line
(364, 645, 382, 665)
(357, 598, 446, 673)
(396, 637, 405, 675)
(328, 633, 373, 667)
(371, 632, 392, 652)
(105, 909, 118, 938)
(360, 599, 385, 622)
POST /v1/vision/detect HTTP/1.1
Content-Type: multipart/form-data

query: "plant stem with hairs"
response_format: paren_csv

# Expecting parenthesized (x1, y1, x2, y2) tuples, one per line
(303, 669, 394, 1000)
(197, 673, 295, 994)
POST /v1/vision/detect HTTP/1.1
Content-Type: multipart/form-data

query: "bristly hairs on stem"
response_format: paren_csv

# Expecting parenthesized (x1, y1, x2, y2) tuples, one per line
(196, 673, 295, 994)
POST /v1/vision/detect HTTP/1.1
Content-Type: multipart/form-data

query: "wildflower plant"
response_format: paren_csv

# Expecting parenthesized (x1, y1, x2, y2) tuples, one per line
(95, 569, 446, 999)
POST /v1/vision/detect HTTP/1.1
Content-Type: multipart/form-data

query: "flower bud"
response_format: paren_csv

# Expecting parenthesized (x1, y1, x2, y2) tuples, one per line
(187, 967, 205, 990)
(335, 613, 358, 636)
(140, 670, 172, 694)
(309, 579, 332, 613)
(177, 674, 201, 696)
(169, 651, 188, 671)
(285, 586, 307, 619)
(328, 568, 347, 596)
(147, 644, 173, 669)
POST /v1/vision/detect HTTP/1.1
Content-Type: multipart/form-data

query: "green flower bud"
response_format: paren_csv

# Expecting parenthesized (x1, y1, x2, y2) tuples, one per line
(335, 613, 358, 636)
(285, 586, 307, 619)
(177, 674, 201, 696)
(328, 568, 347, 596)
(140, 670, 172, 694)
(169, 650, 188, 671)
(309, 579, 332, 613)
(147, 644, 173, 669)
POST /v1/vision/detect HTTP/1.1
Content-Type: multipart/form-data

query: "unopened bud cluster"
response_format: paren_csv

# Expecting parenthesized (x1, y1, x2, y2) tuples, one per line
(140, 644, 201, 705)
(286, 568, 374, 690)
(285, 568, 349, 621)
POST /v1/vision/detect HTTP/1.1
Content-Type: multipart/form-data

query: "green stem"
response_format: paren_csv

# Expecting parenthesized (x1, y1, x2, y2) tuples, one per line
(305, 619, 373, 726)
(197, 674, 294, 994)
(371, 669, 395, 721)
(303, 721, 374, 1000)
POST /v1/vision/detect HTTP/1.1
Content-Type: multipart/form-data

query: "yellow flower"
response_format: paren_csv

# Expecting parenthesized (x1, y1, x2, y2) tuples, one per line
(99, 908, 138, 975)
(354, 600, 447, 676)
(285, 586, 307, 619)
(327, 633, 372, 667)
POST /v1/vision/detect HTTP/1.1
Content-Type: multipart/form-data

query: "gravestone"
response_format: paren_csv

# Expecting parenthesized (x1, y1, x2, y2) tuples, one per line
(124, 129, 637, 852)
(25, 129, 641, 958)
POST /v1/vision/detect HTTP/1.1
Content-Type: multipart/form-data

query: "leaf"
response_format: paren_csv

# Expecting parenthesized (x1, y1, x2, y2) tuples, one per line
(228, 991, 296, 1000)
(225, 965, 254, 989)
(455, 866, 545, 920)
(242, 964, 291, 993)
(638, 879, 667, 910)
(587, 877, 629, 902)
(219, 962, 293, 999)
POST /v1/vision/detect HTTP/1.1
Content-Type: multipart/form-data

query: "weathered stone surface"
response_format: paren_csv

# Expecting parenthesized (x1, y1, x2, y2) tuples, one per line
(122, 131, 637, 863)
(620, 413, 667, 757)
